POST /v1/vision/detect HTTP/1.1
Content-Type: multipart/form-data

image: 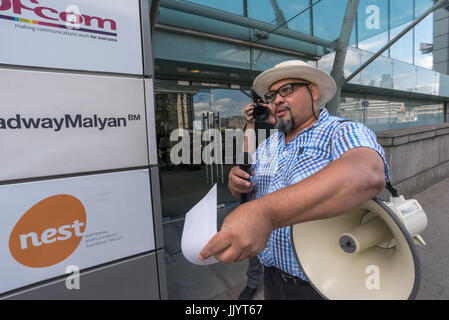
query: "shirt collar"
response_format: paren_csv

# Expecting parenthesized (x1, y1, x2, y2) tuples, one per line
(300, 108, 329, 133)
(276, 108, 330, 145)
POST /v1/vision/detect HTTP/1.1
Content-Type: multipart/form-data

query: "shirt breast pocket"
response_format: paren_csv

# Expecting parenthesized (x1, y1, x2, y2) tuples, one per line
(253, 160, 276, 196)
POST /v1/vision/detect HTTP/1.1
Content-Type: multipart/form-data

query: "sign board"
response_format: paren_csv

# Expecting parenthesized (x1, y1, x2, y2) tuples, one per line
(0, 0, 143, 74)
(0, 68, 149, 182)
(0, 169, 155, 294)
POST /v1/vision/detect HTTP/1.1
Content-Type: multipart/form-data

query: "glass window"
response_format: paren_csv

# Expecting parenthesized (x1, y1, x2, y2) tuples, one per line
(415, 0, 435, 17)
(155, 80, 253, 221)
(392, 60, 417, 92)
(416, 67, 438, 95)
(340, 94, 445, 132)
(153, 31, 251, 70)
(390, 22, 414, 64)
(389, 100, 416, 130)
(419, 103, 445, 125)
(390, 0, 414, 30)
(358, 31, 389, 55)
(251, 48, 306, 71)
(157, 7, 251, 41)
(401, 101, 444, 127)
(364, 98, 391, 132)
(414, 13, 433, 69)
(359, 50, 393, 88)
(183, 0, 244, 16)
(313, 0, 348, 40)
(317, 51, 336, 74)
(338, 96, 366, 123)
(247, 0, 311, 34)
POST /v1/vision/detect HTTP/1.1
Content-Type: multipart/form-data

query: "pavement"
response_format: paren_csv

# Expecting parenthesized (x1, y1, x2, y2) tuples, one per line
(413, 176, 449, 299)
(163, 176, 449, 300)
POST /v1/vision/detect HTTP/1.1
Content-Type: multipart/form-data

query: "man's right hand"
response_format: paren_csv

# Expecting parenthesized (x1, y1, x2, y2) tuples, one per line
(244, 103, 256, 129)
(244, 102, 276, 129)
(228, 166, 255, 200)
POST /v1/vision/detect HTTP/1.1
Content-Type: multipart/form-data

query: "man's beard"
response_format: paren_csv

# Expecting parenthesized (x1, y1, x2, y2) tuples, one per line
(275, 109, 295, 133)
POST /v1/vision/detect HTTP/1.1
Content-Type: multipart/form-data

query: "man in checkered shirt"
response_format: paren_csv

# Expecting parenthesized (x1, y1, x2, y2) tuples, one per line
(199, 60, 390, 300)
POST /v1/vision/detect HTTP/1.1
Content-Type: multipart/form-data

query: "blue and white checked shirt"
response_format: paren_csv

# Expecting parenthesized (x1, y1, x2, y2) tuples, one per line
(250, 108, 390, 280)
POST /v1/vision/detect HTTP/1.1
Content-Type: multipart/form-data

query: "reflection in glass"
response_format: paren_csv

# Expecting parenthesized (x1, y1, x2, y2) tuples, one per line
(247, 0, 310, 34)
(155, 80, 252, 221)
(392, 60, 417, 92)
(358, 31, 389, 55)
(316, 51, 334, 73)
(415, 0, 435, 17)
(414, 13, 433, 69)
(416, 68, 438, 95)
(153, 31, 251, 70)
(252, 48, 307, 71)
(390, 22, 413, 64)
(364, 99, 390, 131)
(338, 97, 366, 123)
(183, 0, 244, 16)
(390, 0, 414, 30)
(338, 94, 444, 132)
(313, 0, 349, 41)
(359, 50, 393, 88)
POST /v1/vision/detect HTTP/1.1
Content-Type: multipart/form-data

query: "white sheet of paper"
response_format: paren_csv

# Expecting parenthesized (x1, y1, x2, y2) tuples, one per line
(181, 184, 219, 265)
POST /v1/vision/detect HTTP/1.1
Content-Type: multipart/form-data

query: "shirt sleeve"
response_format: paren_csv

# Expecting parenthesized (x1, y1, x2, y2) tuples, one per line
(331, 121, 391, 182)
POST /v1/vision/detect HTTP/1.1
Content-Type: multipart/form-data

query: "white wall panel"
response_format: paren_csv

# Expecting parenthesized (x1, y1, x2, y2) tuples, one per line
(0, 68, 149, 181)
(0, 0, 143, 74)
(0, 169, 155, 294)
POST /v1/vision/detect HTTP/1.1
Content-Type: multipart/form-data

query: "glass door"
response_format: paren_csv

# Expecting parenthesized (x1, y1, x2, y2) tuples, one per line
(209, 88, 252, 207)
(154, 80, 251, 222)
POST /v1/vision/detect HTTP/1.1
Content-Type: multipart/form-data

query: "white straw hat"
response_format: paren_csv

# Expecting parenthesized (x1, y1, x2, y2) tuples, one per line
(253, 60, 337, 107)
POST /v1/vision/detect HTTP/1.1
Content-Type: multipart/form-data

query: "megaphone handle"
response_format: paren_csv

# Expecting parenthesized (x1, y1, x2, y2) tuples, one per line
(239, 163, 252, 204)
(386, 181, 399, 197)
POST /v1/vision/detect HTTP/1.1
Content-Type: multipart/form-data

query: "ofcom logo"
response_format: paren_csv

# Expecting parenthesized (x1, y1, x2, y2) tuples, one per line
(0, 0, 118, 37)
(9, 194, 86, 268)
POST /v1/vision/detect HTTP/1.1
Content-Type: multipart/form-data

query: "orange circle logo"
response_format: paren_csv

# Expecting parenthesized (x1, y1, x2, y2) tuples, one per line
(9, 194, 86, 268)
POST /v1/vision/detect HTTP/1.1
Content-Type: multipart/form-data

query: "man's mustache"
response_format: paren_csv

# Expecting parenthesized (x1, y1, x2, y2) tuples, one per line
(274, 105, 291, 117)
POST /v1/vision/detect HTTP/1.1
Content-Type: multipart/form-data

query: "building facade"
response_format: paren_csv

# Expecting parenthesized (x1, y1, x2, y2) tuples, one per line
(151, 0, 449, 299)
(1, 0, 448, 300)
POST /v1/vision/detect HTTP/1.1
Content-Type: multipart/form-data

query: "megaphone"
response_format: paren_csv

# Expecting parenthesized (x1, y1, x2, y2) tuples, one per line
(291, 193, 427, 300)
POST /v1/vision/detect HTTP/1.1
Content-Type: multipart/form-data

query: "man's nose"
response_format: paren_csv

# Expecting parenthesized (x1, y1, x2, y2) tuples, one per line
(273, 92, 285, 106)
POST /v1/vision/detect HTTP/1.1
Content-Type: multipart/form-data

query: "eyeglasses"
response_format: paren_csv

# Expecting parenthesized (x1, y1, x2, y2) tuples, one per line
(264, 82, 311, 103)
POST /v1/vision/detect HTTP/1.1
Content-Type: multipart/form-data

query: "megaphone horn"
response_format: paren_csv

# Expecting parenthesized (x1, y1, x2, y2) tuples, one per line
(291, 195, 427, 300)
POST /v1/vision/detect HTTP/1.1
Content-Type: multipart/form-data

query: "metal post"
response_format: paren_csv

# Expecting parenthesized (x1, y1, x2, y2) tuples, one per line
(346, 0, 449, 83)
(150, 0, 161, 37)
(326, 0, 360, 115)
(270, 0, 288, 28)
(443, 101, 449, 123)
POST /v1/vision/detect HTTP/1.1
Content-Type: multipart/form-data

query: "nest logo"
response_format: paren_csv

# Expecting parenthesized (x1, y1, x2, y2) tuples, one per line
(9, 194, 86, 268)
